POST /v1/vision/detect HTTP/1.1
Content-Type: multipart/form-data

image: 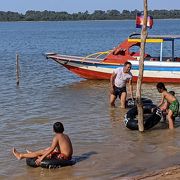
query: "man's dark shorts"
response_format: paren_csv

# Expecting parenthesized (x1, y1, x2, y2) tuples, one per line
(113, 86, 126, 98)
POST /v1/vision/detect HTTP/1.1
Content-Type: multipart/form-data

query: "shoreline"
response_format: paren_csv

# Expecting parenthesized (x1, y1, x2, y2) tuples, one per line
(0, 18, 180, 23)
(127, 165, 180, 180)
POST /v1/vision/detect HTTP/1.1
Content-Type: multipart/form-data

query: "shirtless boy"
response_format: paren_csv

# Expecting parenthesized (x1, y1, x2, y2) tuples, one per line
(157, 83, 179, 129)
(159, 91, 175, 122)
(12, 122, 73, 165)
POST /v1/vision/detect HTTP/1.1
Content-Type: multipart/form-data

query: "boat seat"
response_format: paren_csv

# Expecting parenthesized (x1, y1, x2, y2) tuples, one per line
(113, 48, 126, 56)
(175, 57, 180, 62)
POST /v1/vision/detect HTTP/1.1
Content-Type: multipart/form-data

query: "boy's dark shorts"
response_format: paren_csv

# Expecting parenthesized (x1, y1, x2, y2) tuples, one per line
(113, 86, 126, 98)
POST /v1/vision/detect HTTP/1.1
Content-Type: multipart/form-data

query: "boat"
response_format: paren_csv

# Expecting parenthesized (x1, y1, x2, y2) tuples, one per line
(45, 33, 180, 83)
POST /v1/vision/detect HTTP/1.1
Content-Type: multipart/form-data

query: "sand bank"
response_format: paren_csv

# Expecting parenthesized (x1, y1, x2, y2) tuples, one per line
(126, 165, 180, 180)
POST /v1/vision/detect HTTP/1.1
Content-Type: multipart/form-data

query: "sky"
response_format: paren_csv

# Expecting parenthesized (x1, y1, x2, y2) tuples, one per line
(0, 0, 179, 14)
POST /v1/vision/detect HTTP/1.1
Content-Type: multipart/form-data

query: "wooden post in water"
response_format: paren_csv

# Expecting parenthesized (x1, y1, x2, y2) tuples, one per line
(16, 53, 20, 86)
(136, 0, 148, 132)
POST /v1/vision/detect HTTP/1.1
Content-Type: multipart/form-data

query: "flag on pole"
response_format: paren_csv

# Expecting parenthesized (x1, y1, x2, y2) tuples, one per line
(136, 13, 153, 29)
(147, 15, 153, 29)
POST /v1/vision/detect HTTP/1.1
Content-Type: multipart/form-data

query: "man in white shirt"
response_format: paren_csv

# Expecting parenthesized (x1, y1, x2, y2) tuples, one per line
(110, 61, 133, 108)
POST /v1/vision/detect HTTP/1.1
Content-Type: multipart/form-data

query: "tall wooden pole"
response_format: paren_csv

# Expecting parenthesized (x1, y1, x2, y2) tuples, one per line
(16, 53, 20, 86)
(136, 0, 148, 132)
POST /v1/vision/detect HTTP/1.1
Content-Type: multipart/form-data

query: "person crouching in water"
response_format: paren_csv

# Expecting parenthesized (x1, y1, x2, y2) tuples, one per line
(12, 122, 73, 165)
(159, 91, 175, 122)
(110, 61, 133, 108)
(156, 82, 179, 129)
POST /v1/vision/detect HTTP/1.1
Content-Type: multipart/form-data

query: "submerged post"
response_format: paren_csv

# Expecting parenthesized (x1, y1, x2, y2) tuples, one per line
(16, 53, 20, 86)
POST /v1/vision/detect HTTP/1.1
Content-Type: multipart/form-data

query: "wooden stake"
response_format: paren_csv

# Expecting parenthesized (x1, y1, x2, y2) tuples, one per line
(136, 0, 148, 132)
(16, 54, 20, 86)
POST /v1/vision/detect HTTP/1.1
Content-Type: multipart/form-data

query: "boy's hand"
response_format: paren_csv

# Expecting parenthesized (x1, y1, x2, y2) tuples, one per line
(110, 86, 114, 94)
(35, 157, 43, 166)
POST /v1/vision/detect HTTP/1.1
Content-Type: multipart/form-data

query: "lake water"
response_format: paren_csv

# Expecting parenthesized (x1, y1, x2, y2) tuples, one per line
(0, 20, 180, 180)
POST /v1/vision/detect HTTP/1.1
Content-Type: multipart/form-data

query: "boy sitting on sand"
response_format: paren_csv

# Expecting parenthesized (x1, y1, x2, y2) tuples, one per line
(12, 122, 73, 165)
(156, 82, 179, 129)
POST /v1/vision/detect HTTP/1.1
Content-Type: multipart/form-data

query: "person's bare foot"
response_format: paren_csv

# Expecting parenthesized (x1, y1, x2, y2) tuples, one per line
(120, 106, 125, 109)
(110, 103, 115, 108)
(12, 148, 22, 160)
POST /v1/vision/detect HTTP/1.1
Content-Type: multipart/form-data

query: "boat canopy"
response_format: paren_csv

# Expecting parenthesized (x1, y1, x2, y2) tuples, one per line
(128, 33, 180, 42)
(128, 33, 180, 61)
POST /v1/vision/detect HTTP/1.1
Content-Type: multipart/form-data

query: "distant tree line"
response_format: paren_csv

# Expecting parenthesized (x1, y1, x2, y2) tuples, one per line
(0, 9, 180, 21)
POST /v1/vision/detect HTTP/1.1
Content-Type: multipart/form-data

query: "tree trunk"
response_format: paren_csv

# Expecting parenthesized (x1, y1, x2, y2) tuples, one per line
(136, 0, 148, 132)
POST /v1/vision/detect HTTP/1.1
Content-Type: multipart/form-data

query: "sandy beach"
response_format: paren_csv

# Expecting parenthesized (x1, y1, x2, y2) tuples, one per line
(128, 165, 180, 180)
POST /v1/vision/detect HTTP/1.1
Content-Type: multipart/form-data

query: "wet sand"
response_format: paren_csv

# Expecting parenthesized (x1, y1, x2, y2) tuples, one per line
(128, 165, 180, 180)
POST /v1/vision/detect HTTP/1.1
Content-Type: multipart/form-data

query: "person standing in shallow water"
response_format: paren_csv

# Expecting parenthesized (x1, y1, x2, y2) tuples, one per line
(110, 61, 133, 108)
(156, 82, 179, 129)
(12, 122, 73, 165)
(159, 90, 175, 122)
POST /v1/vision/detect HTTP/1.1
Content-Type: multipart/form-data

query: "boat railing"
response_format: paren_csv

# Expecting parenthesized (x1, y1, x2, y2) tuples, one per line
(145, 56, 180, 62)
(45, 51, 113, 62)
(81, 50, 113, 62)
